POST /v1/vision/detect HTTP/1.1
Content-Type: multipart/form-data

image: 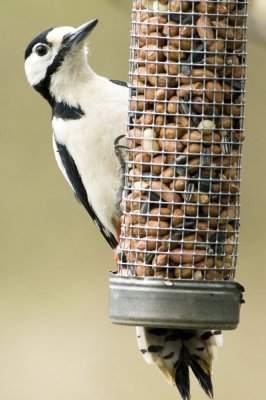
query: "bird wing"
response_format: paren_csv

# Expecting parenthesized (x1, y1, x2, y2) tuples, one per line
(53, 135, 118, 249)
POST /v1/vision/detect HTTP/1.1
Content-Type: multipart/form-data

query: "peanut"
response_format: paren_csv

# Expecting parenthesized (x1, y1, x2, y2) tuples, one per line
(170, 248, 206, 264)
(136, 263, 154, 277)
(149, 207, 171, 220)
(145, 219, 170, 236)
(150, 181, 182, 203)
(172, 208, 184, 226)
(140, 16, 167, 35)
(196, 15, 214, 48)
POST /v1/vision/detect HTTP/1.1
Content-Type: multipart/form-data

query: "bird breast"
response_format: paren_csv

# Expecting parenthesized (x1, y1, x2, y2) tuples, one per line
(52, 82, 128, 238)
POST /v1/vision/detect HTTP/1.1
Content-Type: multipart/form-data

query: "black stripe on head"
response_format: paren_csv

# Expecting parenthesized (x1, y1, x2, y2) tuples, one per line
(24, 28, 53, 60)
(34, 45, 69, 107)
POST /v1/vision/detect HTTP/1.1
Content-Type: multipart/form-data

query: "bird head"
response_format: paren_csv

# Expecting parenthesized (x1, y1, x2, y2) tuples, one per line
(24, 19, 98, 105)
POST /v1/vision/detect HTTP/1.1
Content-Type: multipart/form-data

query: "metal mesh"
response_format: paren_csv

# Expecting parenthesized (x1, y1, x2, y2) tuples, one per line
(117, 0, 248, 282)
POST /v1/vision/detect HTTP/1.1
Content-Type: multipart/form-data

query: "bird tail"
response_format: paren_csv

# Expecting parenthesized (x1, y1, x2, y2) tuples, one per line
(136, 327, 222, 400)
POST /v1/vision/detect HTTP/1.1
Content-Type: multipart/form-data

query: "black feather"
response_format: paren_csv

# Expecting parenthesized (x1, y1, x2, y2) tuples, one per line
(110, 79, 136, 96)
(110, 79, 128, 87)
(147, 345, 163, 353)
(55, 140, 118, 249)
(163, 352, 175, 360)
(185, 348, 214, 399)
(146, 328, 167, 336)
(174, 345, 214, 400)
(53, 101, 85, 120)
(25, 28, 53, 60)
(34, 45, 69, 107)
(174, 347, 191, 400)
(200, 331, 213, 341)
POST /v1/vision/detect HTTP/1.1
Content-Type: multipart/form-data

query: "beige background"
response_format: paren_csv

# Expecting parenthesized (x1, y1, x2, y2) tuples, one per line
(1, 1, 265, 399)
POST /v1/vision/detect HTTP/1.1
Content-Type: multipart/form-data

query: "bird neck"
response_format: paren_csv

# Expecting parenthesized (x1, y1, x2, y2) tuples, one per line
(34, 50, 96, 109)
(49, 56, 96, 109)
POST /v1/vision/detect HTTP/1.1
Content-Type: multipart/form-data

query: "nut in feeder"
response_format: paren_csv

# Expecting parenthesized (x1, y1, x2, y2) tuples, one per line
(110, 0, 247, 396)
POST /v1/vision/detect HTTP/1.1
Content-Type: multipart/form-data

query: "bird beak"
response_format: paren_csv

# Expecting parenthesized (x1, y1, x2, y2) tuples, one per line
(63, 19, 98, 49)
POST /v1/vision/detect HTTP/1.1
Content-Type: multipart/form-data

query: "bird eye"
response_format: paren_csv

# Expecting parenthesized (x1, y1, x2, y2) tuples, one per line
(34, 44, 49, 57)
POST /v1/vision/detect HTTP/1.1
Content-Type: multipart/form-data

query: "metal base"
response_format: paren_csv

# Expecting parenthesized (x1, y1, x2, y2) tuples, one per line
(109, 273, 244, 330)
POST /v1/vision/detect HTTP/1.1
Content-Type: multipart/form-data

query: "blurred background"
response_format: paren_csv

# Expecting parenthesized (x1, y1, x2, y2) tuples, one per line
(1, 1, 265, 399)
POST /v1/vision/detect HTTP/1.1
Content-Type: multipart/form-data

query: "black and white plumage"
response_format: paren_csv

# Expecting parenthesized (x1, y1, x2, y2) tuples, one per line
(137, 327, 223, 399)
(24, 20, 127, 248)
(24, 20, 222, 399)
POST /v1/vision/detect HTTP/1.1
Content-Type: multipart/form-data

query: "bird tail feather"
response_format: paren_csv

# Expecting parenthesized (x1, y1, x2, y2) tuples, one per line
(175, 346, 213, 399)
(136, 327, 222, 400)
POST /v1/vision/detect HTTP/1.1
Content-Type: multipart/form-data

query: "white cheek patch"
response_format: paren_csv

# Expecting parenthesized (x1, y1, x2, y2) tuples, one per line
(25, 53, 52, 86)
(24, 45, 61, 87)
(25, 26, 76, 87)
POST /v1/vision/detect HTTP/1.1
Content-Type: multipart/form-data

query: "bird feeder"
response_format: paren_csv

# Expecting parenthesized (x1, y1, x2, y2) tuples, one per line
(109, 0, 247, 330)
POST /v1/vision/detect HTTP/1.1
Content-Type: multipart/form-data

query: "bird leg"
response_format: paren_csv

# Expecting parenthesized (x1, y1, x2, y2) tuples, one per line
(114, 134, 128, 214)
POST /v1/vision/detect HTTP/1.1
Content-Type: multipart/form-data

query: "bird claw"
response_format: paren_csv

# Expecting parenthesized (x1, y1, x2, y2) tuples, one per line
(114, 135, 128, 167)
(114, 134, 126, 148)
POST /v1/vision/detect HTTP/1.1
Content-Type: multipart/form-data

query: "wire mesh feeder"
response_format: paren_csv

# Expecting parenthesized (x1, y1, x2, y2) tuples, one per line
(109, 0, 246, 329)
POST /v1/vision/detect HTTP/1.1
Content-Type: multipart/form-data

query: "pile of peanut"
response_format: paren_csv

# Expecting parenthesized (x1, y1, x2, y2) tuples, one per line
(118, 0, 247, 281)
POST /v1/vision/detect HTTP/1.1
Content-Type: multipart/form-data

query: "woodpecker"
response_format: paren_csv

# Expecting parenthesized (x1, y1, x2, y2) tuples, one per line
(24, 19, 127, 248)
(24, 20, 222, 399)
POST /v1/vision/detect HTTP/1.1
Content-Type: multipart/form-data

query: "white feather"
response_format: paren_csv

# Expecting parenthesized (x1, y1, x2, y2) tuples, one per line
(51, 66, 128, 238)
